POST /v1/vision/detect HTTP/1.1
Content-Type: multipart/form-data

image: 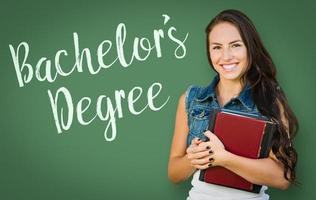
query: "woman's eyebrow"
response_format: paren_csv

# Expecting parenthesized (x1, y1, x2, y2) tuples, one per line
(210, 40, 243, 45)
(229, 40, 243, 44)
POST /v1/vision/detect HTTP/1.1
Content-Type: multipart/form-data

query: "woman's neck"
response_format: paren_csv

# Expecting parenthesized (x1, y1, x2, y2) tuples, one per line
(216, 78, 244, 107)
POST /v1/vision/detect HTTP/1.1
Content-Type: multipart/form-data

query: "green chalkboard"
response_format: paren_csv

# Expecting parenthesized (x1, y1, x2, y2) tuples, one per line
(1, 0, 315, 199)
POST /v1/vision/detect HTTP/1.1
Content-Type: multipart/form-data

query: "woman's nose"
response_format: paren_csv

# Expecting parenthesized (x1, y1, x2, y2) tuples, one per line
(222, 48, 233, 61)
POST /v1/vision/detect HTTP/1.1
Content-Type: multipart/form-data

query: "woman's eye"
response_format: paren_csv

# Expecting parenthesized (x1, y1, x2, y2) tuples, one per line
(212, 46, 221, 50)
(232, 43, 241, 48)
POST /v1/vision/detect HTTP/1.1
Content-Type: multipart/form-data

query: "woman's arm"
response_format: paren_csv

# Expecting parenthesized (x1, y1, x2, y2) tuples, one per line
(203, 100, 292, 190)
(222, 149, 290, 190)
(168, 94, 218, 183)
(168, 94, 291, 189)
(200, 99, 290, 189)
(203, 131, 290, 189)
(167, 93, 196, 183)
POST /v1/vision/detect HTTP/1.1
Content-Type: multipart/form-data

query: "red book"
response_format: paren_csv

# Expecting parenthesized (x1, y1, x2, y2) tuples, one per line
(199, 109, 276, 193)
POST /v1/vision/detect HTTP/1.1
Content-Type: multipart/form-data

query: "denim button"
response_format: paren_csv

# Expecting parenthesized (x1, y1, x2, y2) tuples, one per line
(199, 111, 205, 118)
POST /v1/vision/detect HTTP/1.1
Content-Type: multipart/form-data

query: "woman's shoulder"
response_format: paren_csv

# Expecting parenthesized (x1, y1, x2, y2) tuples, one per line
(185, 84, 202, 98)
(182, 84, 215, 115)
(176, 86, 198, 114)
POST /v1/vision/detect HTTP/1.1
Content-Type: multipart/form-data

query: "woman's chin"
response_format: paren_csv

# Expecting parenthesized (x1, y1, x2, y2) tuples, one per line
(219, 73, 242, 81)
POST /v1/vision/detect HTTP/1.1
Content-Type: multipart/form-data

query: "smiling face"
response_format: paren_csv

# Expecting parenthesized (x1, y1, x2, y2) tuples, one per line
(208, 22, 249, 82)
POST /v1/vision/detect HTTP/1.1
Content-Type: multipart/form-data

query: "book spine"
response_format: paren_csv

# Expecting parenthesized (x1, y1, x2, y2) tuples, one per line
(259, 122, 276, 158)
(251, 121, 276, 193)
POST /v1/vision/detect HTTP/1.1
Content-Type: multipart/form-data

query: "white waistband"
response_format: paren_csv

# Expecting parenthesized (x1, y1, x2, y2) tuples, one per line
(187, 170, 269, 200)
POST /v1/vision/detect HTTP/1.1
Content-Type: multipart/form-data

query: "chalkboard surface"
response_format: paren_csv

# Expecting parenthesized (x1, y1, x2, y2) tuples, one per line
(1, 0, 315, 199)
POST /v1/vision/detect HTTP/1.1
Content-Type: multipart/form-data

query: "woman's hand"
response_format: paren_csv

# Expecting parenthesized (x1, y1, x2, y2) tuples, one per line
(186, 136, 214, 170)
(186, 131, 291, 189)
(186, 130, 229, 170)
(203, 130, 229, 167)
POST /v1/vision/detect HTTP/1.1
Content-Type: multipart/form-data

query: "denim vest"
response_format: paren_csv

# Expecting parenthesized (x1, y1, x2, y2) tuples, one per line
(185, 75, 261, 146)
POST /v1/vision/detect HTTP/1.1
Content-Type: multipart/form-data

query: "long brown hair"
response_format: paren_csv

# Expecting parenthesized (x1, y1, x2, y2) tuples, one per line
(206, 9, 299, 183)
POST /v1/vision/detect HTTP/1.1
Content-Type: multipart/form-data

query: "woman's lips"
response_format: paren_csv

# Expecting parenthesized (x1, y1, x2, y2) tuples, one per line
(221, 63, 238, 71)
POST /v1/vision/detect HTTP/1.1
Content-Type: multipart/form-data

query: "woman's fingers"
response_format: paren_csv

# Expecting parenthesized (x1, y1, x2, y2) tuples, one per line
(203, 130, 215, 140)
(191, 137, 203, 147)
(194, 163, 213, 170)
(203, 130, 225, 149)
(190, 137, 198, 146)
(187, 148, 213, 160)
(190, 154, 215, 165)
(186, 132, 227, 169)
(193, 156, 215, 169)
(187, 141, 212, 154)
(186, 135, 220, 169)
(191, 157, 213, 166)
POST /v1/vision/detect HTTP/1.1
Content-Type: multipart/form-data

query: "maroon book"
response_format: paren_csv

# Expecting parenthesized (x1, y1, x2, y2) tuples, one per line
(199, 109, 276, 193)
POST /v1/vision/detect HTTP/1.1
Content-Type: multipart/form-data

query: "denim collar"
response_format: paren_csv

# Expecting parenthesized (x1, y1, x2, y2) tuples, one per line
(195, 75, 255, 110)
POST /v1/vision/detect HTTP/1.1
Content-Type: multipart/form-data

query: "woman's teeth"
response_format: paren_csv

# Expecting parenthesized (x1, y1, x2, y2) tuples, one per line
(222, 64, 237, 71)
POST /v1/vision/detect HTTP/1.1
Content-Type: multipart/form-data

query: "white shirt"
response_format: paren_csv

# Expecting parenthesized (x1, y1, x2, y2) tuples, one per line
(186, 170, 269, 200)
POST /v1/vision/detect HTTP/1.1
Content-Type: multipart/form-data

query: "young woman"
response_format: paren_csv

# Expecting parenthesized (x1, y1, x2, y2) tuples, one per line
(168, 9, 298, 200)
